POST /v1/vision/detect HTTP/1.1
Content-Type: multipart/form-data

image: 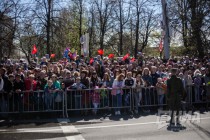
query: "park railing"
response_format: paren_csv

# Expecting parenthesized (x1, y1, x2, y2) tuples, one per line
(0, 85, 210, 117)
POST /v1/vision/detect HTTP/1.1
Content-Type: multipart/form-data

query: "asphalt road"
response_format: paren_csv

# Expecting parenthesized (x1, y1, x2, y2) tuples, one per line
(0, 111, 210, 140)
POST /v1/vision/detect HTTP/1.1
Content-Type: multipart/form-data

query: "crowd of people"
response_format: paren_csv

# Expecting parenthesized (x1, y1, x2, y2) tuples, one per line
(0, 53, 210, 116)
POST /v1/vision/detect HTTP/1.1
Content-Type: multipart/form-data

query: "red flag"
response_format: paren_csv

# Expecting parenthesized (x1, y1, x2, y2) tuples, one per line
(108, 54, 114, 59)
(122, 53, 129, 61)
(50, 54, 55, 58)
(68, 52, 74, 60)
(159, 38, 163, 52)
(32, 44, 37, 54)
(72, 51, 77, 60)
(131, 58, 135, 62)
(97, 49, 104, 55)
(89, 58, 94, 64)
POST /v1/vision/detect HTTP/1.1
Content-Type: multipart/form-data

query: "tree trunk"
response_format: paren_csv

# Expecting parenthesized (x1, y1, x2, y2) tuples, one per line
(46, 0, 51, 55)
(190, 0, 204, 58)
(181, 0, 189, 51)
(134, 0, 140, 58)
(79, 0, 83, 55)
(134, 15, 139, 58)
(119, 0, 123, 55)
(130, 18, 133, 55)
(100, 31, 105, 50)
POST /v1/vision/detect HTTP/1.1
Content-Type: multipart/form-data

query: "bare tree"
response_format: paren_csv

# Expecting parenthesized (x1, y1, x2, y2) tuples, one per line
(139, 9, 159, 52)
(32, 0, 54, 55)
(71, 0, 85, 55)
(131, 0, 149, 58)
(88, 4, 97, 57)
(113, 0, 131, 55)
(168, 0, 210, 57)
(93, 0, 116, 50)
(0, 0, 22, 59)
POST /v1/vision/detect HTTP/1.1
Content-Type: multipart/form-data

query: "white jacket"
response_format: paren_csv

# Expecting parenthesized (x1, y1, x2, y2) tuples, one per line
(112, 79, 125, 88)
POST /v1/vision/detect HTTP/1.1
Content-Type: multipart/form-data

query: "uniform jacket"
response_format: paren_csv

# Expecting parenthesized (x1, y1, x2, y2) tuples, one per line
(167, 75, 185, 109)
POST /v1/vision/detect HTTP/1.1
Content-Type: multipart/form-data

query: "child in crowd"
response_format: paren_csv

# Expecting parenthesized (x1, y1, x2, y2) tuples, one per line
(134, 74, 145, 114)
(91, 86, 100, 115)
(124, 72, 136, 114)
(70, 77, 87, 110)
(112, 73, 125, 115)
(44, 80, 54, 110)
(156, 78, 166, 110)
(100, 73, 112, 108)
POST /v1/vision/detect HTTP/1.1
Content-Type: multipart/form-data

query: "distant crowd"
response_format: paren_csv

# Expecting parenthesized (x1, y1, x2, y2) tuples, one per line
(0, 54, 210, 115)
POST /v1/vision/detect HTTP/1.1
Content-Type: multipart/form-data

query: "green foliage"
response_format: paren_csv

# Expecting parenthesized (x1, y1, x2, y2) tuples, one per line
(52, 6, 88, 57)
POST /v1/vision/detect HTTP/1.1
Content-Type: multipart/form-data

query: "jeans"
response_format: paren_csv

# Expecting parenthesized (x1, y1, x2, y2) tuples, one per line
(44, 93, 53, 110)
(113, 94, 122, 112)
(0, 97, 6, 113)
(158, 94, 165, 109)
(92, 103, 99, 113)
(134, 92, 142, 111)
(100, 96, 109, 107)
(194, 86, 201, 102)
(186, 86, 193, 103)
(74, 95, 82, 109)
(142, 88, 151, 110)
(14, 93, 23, 112)
(142, 88, 151, 105)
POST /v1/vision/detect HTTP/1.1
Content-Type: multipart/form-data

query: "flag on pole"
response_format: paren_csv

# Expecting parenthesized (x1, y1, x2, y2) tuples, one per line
(159, 38, 163, 52)
(90, 58, 94, 64)
(72, 51, 77, 60)
(122, 53, 129, 61)
(97, 49, 104, 55)
(32, 44, 37, 54)
(131, 58, 135, 62)
(108, 54, 114, 59)
(81, 33, 89, 57)
(63, 48, 70, 58)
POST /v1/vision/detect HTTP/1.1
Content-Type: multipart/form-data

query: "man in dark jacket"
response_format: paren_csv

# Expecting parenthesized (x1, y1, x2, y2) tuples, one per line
(167, 68, 185, 128)
(5, 74, 14, 111)
(13, 74, 25, 111)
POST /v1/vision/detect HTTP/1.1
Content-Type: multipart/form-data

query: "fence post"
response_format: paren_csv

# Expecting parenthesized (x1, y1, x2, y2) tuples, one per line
(65, 90, 68, 118)
(62, 90, 65, 118)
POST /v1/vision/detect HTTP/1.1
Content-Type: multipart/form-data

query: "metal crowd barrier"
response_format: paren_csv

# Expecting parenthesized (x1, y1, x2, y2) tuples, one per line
(65, 87, 165, 114)
(0, 90, 65, 116)
(185, 85, 210, 104)
(1, 85, 210, 117)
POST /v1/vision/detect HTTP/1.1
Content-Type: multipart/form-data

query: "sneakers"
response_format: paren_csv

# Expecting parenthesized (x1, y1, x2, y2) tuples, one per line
(115, 111, 121, 115)
(134, 110, 138, 114)
(143, 109, 150, 113)
(118, 111, 121, 115)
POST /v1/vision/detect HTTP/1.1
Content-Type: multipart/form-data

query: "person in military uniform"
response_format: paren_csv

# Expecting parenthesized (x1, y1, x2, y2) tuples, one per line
(167, 68, 185, 127)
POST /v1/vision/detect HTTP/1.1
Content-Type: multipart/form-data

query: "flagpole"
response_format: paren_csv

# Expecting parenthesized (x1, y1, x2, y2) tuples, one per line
(161, 0, 170, 60)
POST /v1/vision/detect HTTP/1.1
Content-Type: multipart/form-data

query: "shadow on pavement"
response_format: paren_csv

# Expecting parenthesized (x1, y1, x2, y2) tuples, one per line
(0, 110, 177, 129)
(167, 124, 187, 132)
(0, 131, 81, 140)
